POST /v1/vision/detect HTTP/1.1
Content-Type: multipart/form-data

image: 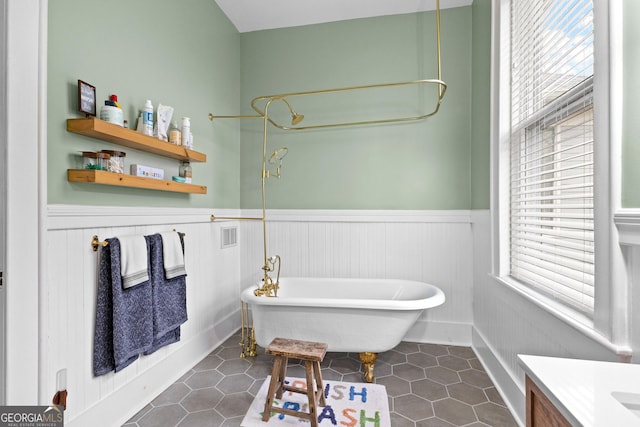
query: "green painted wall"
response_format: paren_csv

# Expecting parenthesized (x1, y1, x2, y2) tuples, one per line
(239, 7, 478, 209)
(48, 0, 241, 207)
(471, 0, 491, 209)
(622, 0, 640, 207)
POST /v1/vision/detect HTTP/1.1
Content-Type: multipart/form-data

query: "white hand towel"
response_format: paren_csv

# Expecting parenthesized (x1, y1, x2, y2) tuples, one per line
(160, 232, 186, 279)
(118, 235, 149, 289)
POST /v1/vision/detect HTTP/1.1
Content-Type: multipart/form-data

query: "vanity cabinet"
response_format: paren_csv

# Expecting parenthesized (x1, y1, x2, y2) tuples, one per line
(525, 376, 571, 427)
(66, 117, 207, 194)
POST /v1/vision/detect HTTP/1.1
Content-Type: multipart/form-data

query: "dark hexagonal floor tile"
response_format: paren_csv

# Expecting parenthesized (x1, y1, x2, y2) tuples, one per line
(217, 358, 251, 375)
(484, 386, 507, 406)
(411, 378, 448, 401)
(372, 360, 392, 378)
(217, 373, 254, 394)
(320, 367, 343, 381)
(283, 364, 307, 379)
(249, 378, 265, 396)
(419, 343, 449, 357)
(376, 375, 411, 397)
(433, 398, 477, 425)
(220, 333, 242, 348)
(437, 355, 471, 372)
(126, 338, 520, 427)
(446, 382, 487, 405)
(447, 346, 477, 359)
(468, 358, 485, 371)
(245, 361, 273, 380)
(150, 383, 190, 406)
(425, 366, 460, 385)
(176, 408, 225, 427)
(416, 417, 456, 427)
(181, 387, 224, 412)
(378, 349, 407, 365)
(459, 368, 493, 388)
(193, 354, 224, 371)
(185, 369, 223, 390)
(330, 356, 362, 374)
(390, 412, 416, 427)
(215, 393, 255, 418)
(394, 394, 434, 421)
(393, 362, 426, 381)
(394, 341, 421, 354)
(475, 402, 518, 426)
(342, 372, 367, 382)
(408, 352, 438, 369)
(216, 345, 243, 361)
(137, 404, 187, 427)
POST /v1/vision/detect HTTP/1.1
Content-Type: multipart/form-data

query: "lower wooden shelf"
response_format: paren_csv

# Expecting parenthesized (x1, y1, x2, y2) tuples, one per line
(68, 169, 207, 194)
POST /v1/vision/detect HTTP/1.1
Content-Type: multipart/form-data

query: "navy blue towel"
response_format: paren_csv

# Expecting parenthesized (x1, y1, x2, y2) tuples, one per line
(93, 238, 153, 376)
(144, 233, 187, 355)
(93, 234, 188, 376)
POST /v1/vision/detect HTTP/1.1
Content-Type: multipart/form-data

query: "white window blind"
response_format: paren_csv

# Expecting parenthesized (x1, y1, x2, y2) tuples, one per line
(510, 0, 595, 314)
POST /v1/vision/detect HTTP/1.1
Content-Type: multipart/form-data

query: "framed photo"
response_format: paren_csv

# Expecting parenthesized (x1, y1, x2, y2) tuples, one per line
(78, 80, 96, 117)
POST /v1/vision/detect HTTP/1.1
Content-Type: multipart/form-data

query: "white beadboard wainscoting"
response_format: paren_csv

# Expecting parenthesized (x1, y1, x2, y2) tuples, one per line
(45, 206, 477, 426)
(239, 209, 475, 345)
(45, 205, 243, 427)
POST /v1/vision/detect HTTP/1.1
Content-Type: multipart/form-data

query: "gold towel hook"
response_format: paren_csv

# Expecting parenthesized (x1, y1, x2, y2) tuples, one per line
(91, 235, 108, 252)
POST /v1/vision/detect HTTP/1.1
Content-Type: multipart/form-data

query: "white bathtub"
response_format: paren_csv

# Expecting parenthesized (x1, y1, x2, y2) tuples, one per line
(241, 277, 445, 381)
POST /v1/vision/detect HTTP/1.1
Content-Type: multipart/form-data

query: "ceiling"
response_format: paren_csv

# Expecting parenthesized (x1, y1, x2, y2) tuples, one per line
(214, 0, 473, 33)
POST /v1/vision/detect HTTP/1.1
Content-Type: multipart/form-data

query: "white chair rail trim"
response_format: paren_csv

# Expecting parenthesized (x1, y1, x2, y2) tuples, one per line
(239, 209, 474, 223)
(614, 209, 640, 246)
(47, 204, 236, 230)
(48, 205, 478, 230)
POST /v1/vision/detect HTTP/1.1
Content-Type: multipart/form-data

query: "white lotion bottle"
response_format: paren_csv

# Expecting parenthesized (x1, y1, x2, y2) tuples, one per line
(181, 117, 191, 148)
(142, 100, 154, 136)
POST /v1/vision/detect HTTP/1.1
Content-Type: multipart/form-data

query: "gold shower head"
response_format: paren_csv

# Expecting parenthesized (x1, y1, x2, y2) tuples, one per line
(291, 113, 305, 126)
(281, 98, 304, 126)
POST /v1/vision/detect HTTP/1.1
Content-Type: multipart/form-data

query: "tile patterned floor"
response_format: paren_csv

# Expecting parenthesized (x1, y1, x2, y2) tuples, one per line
(124, 332, 518, 426)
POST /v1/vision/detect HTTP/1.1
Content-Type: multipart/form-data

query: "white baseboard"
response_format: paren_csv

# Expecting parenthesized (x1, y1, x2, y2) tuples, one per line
(65, 309, 240, 427)
(404, 320, 473, 346)
(472, 327, 525, 427)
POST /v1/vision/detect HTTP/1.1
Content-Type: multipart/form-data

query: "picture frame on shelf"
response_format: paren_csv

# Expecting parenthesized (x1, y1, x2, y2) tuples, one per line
(78, 79, 96, 117)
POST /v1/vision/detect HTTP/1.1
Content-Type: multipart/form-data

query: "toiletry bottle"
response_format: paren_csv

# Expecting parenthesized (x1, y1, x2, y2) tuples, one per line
(181, 117, 191, 148)
(136, 112, 143, 132)
(109, 94, 121, 109)
(169, 121, 182, 145)
(179, 161, 192, 184)
(142, 100, 154, 136)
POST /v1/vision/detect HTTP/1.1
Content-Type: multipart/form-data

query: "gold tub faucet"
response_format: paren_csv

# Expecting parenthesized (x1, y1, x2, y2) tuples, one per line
(255, 255, 281, 297)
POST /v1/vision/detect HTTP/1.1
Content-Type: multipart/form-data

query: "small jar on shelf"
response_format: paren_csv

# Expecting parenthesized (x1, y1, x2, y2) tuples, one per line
(81, 151, 111, 171)
(100, 150, 126, 173)
(179, 161, 192, 183)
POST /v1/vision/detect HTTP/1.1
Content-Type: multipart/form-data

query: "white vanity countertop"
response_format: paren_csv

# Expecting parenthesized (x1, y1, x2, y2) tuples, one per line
(519, 354, 640, 426)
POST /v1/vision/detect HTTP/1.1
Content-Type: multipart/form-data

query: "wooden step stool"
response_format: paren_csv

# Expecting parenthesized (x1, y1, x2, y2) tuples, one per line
(262, 337, 328, 426)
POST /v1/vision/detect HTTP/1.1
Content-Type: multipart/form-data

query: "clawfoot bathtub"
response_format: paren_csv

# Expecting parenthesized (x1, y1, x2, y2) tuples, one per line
(241, 277, 445, 382)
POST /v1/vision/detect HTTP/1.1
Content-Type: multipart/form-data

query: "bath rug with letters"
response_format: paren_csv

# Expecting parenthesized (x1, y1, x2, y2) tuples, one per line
(241, 376, 390, 426)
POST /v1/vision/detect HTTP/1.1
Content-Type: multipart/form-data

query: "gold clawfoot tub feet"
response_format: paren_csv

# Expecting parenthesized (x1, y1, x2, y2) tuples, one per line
(358, 352, 378, 383)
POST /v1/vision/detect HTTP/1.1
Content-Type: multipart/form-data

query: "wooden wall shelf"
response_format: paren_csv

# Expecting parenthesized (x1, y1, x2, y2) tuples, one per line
(67, 117, 206, 162)
(68, 169, 207, 194)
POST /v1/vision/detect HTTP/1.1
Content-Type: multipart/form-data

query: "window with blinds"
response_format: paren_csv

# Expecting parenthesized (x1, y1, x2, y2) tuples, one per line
(509, 0, 595, 314)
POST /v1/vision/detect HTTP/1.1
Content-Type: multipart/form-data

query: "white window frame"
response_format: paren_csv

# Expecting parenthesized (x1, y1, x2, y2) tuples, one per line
(490, 0, 629, 354)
